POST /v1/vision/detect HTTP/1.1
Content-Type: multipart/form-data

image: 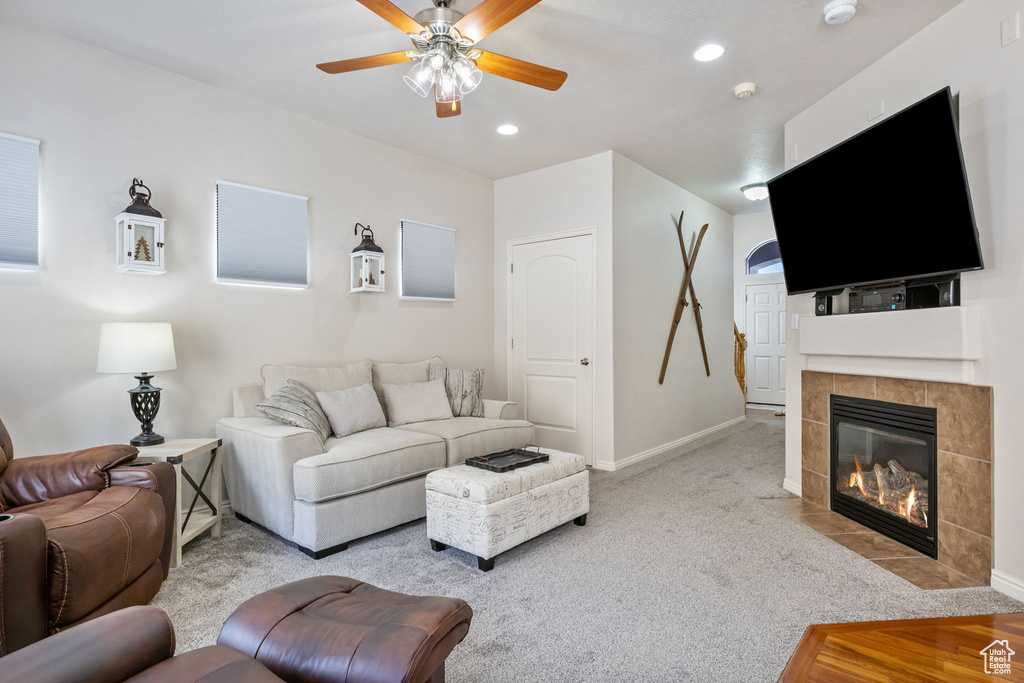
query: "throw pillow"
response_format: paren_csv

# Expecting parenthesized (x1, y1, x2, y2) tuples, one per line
(429, 365, 485, 417)
(316, 383, 387, 439)
(382, 379, 454, 427)
(256, 380, 332, 443)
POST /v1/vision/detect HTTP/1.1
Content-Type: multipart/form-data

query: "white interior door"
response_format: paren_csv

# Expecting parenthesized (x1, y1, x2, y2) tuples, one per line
(745, 282, 787, 406)
(510, 235, 594, 464)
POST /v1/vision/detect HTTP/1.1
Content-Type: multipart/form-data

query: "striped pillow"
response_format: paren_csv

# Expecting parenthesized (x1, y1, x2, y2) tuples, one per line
(256, 380, 331, 443)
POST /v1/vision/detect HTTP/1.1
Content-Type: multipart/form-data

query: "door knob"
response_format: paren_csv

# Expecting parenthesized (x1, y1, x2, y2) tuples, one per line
(580, 358, 590, 366)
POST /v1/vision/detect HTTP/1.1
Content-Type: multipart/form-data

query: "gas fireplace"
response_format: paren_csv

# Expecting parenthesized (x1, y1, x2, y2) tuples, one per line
(830, 395, 937, 557)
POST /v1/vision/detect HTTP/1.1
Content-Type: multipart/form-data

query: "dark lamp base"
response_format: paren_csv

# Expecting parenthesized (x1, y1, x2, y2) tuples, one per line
(130, 432, 165, 447)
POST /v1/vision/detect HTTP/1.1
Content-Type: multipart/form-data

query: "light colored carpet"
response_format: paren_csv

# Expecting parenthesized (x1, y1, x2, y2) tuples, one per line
(154, 420, 1022, 682)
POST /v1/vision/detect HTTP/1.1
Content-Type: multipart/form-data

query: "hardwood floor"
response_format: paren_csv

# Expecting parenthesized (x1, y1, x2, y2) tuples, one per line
(779, 613, 1024, 682)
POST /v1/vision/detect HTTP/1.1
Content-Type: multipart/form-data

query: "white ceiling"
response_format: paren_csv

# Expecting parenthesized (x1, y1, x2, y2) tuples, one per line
(0, 0, 964, 214)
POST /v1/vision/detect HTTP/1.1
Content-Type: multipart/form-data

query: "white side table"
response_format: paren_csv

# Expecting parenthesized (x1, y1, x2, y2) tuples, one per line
(135, 437, 222, 569)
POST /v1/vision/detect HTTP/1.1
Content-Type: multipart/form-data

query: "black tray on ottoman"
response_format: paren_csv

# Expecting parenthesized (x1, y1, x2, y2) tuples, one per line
(465, 448, 549, 473)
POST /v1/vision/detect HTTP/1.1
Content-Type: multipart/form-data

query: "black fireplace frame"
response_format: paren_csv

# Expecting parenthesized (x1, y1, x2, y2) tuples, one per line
(830, 395, 938, 558)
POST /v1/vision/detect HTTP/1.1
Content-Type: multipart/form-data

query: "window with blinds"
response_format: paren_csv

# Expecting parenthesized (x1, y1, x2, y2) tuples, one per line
(0, 132, 40, 269)
(216, 181, 308, 287)
(400, 220, 455, 300)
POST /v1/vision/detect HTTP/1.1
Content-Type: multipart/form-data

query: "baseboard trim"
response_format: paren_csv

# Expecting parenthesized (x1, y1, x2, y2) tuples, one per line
(783, 478, 802, 497)
(991, 569, 1024, 602)
(601, 415, 748, 472)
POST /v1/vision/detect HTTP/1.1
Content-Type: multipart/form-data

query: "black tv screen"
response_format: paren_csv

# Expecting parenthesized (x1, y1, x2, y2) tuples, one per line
(766, 87, 983, 295)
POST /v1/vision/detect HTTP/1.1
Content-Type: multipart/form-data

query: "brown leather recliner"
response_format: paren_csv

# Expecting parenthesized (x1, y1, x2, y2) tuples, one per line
(0, 416, 176, 655)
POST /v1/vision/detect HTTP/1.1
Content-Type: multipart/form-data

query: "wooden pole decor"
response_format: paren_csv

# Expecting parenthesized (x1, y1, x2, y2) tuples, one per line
(658, 211, 711, 385)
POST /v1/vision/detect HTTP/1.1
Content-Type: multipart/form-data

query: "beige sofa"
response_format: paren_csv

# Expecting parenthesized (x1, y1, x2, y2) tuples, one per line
(216, 357, 534, 558)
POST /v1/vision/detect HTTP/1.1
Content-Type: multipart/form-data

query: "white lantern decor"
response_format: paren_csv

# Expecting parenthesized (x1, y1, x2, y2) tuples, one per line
(116, 178, 165, 274)
(350, 223, 385, 293)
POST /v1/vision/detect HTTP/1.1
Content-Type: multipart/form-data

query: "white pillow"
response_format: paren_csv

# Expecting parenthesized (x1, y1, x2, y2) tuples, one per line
(381, 379, 454, 427)
(316, 383, 387, 438)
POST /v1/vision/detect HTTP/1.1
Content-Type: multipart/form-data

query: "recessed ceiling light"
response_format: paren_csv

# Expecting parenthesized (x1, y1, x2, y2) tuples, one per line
(497, 124, 519, 136)
(693, 44, 725, 62)
(741, 183, 770, 201)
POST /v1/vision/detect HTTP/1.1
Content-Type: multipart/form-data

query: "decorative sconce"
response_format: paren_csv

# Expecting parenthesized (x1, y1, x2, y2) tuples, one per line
(116, 179, 166, 274)
(350, 223, 385, 293)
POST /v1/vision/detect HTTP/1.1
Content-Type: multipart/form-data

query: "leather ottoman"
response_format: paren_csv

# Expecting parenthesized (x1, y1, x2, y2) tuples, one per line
(217, 576, 473, 683)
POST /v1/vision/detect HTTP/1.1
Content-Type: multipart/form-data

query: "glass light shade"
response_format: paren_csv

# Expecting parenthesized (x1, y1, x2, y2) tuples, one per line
(453, 58, 483, 94)
(97, 322, 177, 373)
(403, 60, 435, 98)
(435, 71, 463, 104)
(741, 183, 769, 201)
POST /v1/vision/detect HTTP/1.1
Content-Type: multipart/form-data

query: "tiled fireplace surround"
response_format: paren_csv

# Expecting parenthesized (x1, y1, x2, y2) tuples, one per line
(801, 371, 994, 585)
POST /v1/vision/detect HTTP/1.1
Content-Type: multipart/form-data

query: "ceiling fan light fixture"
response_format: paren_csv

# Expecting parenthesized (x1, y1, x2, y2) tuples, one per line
(403, 60, 435, 97)
(741, 183, 769, 201)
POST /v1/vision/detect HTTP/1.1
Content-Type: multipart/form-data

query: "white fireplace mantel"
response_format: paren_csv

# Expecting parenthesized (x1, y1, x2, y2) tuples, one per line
(799, 306, 981, 383)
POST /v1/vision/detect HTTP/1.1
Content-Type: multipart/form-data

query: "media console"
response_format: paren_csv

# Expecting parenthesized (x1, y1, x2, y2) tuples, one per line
(813, 275, 960, 316)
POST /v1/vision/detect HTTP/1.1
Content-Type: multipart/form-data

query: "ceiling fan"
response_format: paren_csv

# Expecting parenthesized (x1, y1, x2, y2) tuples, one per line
(316, 0, 567, 118)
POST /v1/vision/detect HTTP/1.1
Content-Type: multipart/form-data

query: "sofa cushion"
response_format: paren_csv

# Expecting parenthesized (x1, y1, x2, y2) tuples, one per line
(371, 357, 443, 417)
(257, 380, 332, 443)
(395, 417, 535, 466)
(262, 359, 373, 397)
(317, 383, 386, 438)
(293, 428, 445, 503)
(382, 380, 453, 427)
(39, 486, 165, 628)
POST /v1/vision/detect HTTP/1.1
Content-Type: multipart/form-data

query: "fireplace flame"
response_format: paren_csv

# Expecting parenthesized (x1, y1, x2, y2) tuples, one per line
(905, 486, 916, 524)
(839, 459, 927, 530)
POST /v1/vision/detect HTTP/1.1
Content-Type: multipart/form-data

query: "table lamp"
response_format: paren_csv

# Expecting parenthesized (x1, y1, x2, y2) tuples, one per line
(97, 322, 177, 446)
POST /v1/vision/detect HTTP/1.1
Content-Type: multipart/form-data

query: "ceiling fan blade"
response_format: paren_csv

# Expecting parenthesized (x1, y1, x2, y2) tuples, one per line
(317, 51, 411, 74)
(454, 0, 544, 43)
(435, 92, 462, 118)
(353, 0, 424, 34)
(475, 51, 567, 91)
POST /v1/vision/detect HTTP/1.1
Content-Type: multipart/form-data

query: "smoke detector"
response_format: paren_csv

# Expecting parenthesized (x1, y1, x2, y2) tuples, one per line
(734, 82, 757, 99)
(824, 0, 857, 25)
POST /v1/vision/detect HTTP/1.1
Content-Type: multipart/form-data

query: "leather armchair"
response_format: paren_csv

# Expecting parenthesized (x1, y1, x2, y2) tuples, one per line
(0, 416, 176, 656)
(0, 606, 284, 683)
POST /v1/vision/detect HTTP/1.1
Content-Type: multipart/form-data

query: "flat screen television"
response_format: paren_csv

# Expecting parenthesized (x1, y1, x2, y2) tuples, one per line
(766, 87, 983, 295)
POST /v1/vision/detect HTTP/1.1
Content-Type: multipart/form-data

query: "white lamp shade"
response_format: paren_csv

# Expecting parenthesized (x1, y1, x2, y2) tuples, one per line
(97, 322, 177, 374)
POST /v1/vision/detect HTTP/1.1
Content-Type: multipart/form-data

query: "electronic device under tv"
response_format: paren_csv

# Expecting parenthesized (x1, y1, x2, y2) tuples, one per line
(766, 87, 983, 300)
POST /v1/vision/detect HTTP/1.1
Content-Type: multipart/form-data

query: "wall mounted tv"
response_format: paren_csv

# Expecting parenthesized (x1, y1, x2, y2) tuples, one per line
(766, 87, 983, 296)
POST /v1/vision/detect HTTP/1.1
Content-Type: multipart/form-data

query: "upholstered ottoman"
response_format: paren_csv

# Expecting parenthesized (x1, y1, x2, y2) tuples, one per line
(217, 576, 473, 683)
(425, 449, 589, 571)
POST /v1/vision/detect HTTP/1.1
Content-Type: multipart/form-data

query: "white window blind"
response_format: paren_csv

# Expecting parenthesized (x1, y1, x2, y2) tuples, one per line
(400, 220, 455, 300)
(0, 132, 40, 269)
(217, 181, 308, 287)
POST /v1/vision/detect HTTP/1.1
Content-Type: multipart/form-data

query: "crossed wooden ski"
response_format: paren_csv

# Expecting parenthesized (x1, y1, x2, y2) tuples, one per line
(658, 210, 711, 384)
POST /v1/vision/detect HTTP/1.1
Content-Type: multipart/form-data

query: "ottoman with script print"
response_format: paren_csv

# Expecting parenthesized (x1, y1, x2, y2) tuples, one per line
(425, 449, 589, 571)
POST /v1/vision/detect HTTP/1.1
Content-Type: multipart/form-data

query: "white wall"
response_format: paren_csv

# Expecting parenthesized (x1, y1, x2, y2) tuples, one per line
(0, 18, 495, 456)
(494, 151, 743, 469)
(611, 153, 743, 465)
(781, 0, 1024, 597)
(493, 152, 615, 466)
(732, 209, 780, 332)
